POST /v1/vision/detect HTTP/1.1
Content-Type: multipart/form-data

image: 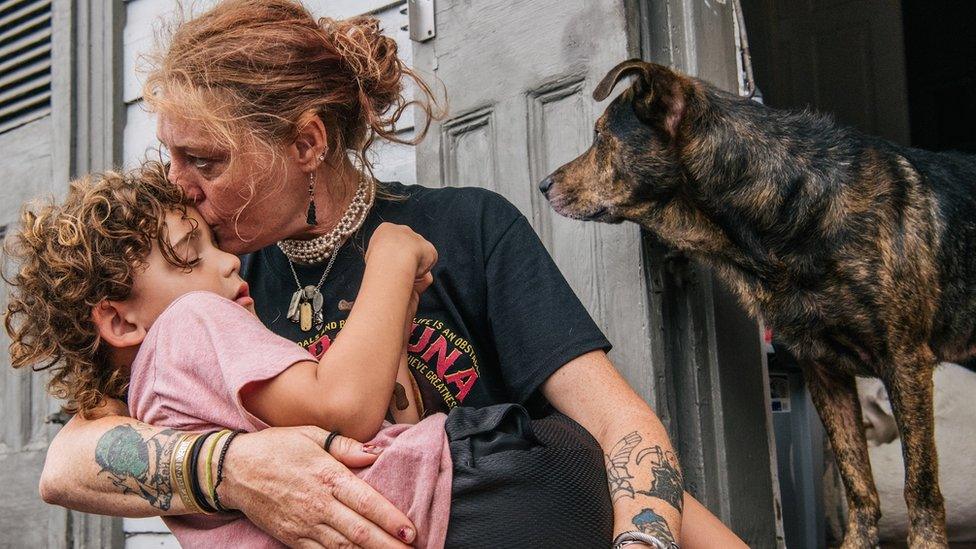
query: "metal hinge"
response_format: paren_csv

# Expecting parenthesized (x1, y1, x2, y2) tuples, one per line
(407, 0, 435, 42)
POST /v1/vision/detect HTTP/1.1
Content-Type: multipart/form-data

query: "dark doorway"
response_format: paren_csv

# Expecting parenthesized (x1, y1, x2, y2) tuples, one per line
(741, 0, 976, 153)
(901, 0, 976, 153)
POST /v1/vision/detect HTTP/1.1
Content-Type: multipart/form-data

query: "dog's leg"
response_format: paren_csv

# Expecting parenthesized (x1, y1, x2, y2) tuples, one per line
(881, 358, 947, 548)
(802, 362, 881, 548)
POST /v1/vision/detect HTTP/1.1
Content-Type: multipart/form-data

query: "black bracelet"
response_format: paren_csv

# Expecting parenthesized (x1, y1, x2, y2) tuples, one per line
(188, 431, 219, 514)
(213, 430, 241, 513)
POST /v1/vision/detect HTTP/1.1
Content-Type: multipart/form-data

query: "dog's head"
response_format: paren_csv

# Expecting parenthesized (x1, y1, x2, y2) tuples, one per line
(539, 60, 703, 223)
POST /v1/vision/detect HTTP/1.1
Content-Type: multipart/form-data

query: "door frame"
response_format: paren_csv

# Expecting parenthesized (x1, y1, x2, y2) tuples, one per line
(631, 0, 784, 545)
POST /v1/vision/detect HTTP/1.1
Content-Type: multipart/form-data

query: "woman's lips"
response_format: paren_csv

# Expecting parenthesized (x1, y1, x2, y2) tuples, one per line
(234, 281, 254, 307)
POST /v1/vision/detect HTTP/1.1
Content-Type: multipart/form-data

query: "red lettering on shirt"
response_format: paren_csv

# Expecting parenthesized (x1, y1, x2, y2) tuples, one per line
(421, 335, 463, 377)
(408, 325, 434, 353)
(443, 368, 479, 402)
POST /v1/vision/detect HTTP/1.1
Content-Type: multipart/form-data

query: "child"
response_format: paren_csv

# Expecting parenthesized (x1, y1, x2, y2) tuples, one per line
(5, 162, 615, 549)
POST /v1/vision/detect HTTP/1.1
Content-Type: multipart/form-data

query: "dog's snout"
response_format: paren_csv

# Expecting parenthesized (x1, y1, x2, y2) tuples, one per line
(539, 176, 554, 195)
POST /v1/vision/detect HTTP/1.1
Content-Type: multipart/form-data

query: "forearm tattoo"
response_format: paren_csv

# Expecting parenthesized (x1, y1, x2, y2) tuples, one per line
(605, 431, 642, 501)
(635, 445, 684, 512)
(94, 424, 179, 510)
(605, 431, 684, 512)
(633, 507, 678, 545)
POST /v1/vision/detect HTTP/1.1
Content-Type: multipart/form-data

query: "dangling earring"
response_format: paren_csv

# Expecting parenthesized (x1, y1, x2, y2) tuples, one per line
(306, 152, 326, 226)
(306, 171, 317, 226)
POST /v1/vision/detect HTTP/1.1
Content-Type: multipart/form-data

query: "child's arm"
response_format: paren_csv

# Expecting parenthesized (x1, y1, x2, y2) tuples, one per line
(241, 223, 436, 442)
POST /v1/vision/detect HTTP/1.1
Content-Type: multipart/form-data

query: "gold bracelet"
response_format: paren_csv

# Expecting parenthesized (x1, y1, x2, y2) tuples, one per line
(204, 430, 231, 509)
(173, 433, 204, 514)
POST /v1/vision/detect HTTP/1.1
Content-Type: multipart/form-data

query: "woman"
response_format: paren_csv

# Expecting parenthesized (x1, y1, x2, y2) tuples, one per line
(38, 1, 743, 547)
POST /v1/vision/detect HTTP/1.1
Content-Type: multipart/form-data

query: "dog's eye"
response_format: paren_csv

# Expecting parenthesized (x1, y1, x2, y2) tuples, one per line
(593, 128, 601, 141)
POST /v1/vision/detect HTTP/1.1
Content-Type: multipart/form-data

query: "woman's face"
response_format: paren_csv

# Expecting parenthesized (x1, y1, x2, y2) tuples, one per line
(157, 112, 309, 254)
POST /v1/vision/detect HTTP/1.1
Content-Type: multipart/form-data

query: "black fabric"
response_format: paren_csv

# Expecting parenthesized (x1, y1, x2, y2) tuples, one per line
(444, 404, 614, 548)
(241, 182, 611, 416)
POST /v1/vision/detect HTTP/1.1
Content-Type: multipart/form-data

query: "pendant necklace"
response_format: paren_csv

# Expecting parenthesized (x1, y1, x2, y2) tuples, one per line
(285, 248, 339, 332)
(280, 174, 374, 332)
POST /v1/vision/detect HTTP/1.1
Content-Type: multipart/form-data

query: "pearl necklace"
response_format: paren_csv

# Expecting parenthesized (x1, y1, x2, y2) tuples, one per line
(277, 174, 374, 265)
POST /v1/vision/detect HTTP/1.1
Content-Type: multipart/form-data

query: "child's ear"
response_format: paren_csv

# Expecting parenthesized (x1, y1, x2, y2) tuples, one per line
(91, 300, 147, 348)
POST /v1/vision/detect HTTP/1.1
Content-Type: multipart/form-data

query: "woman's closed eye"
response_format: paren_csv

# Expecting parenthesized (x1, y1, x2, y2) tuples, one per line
(187, 154, 212, 169)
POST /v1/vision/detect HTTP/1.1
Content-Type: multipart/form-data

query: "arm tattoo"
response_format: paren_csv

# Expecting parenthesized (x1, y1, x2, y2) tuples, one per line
(605, 431, 642, 501)
(636, 445, 684, 512)
(633, 508, 677, 545)
(605, 431, 684, 511)
(94, 424, 179, 510)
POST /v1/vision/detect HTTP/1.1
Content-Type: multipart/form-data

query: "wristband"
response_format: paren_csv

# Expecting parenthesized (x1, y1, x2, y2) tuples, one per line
(611, 531, 679, 549)
(188, 431, 219, 514)
(171, 434, 204, 514)
(204, 430, 232, 508)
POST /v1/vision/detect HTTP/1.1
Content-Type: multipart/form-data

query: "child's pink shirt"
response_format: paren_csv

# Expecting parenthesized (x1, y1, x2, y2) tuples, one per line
(127, 291, 452, 548)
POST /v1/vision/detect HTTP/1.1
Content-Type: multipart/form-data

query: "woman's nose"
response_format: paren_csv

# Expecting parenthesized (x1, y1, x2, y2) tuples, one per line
(168, 162, 203, 203)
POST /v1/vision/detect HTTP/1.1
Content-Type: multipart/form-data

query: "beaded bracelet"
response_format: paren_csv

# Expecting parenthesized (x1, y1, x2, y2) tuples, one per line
(212, 430, 241, 513)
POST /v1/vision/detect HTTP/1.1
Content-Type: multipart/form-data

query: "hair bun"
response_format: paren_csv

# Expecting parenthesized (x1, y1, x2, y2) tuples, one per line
(320, 16, 402, 114)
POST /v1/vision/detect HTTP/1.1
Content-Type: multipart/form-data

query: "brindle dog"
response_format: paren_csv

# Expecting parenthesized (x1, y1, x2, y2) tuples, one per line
(540, 59, 976, 548)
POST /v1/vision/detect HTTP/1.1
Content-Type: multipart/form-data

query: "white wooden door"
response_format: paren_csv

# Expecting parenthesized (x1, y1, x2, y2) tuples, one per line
(413, 2, 783, 545)
(412, 0, 658, 404)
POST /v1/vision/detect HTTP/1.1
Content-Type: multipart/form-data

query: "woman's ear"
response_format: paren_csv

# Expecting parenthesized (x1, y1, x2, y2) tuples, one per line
(292, 111, 329, 171)
(91, 300, 147, 349)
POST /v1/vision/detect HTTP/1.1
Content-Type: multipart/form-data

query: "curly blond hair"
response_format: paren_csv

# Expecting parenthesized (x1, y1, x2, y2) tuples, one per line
(3, 161, 194, 417)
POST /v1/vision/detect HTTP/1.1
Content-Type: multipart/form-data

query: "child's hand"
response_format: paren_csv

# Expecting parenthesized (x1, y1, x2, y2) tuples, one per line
(367, 223, 438, 279)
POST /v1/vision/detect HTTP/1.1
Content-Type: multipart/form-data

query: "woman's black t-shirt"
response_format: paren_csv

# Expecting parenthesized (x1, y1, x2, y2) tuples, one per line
(240, 182, 611, 416)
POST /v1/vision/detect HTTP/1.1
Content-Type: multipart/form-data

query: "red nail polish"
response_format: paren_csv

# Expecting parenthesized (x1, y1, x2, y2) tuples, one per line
(398, 526, 414, 542)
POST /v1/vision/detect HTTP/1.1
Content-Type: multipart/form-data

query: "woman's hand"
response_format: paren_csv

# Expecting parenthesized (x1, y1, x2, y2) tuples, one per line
(219, 426, 416, 548)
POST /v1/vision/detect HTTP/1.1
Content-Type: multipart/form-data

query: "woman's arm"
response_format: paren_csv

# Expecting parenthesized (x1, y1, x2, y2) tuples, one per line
(242, 223, 435, 442)
(39, 397, 416, 548)
(542, 350, 747, 549)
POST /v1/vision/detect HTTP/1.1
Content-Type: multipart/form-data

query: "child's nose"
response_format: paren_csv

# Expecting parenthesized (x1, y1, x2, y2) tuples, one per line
(221, 250, 241, 277)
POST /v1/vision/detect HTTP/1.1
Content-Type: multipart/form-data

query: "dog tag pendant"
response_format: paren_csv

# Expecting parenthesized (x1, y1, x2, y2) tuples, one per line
(312, 290, 324, 315)
(287, 289, 302, 322)
(299, 301, 313, 331)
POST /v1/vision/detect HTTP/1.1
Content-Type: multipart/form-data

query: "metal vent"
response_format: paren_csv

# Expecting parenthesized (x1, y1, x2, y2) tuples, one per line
(0, 0, 52, 134)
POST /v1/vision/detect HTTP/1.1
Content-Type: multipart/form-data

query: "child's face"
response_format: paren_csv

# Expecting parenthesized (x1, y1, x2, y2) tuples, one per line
(128, 206, 255, 326)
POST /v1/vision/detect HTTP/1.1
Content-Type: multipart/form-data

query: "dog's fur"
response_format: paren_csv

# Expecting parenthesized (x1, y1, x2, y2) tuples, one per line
(541, 59, 976, 548)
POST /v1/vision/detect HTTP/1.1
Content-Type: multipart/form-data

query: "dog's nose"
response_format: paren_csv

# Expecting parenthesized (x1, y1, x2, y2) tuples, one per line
(539, 176, 554, 194)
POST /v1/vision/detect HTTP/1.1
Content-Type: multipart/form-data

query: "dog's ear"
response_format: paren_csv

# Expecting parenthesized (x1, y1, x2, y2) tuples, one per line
(595, 60, 693, 138)
(593, 59, 649, 101)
